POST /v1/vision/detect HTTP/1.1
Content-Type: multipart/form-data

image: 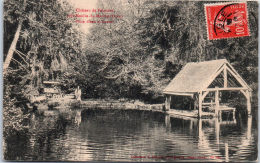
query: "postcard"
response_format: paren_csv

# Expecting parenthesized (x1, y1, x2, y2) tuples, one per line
(3, 0, 258, 162)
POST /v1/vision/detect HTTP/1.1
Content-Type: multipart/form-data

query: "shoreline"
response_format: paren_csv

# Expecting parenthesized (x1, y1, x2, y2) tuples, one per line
(79, 99, 165, 112)
(36, 98, 165, 116)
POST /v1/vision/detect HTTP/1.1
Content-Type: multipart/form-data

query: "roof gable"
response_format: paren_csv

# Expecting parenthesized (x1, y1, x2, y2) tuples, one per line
(163, 59, 250, 94)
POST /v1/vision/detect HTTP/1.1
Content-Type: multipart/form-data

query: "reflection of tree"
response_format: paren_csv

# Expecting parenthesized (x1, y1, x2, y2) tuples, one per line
(5, 110, 256, 161)
(4, 130, 31, 160)
(61, 109, 167, 161)
(28, 116, 71, 161)
(4, 115, 71, 161)
(56, 110, 255, 161)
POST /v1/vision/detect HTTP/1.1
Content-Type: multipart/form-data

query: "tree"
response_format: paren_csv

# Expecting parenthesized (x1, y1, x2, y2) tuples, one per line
(4, 0, 85, 88)
(3, 0, 26, 73)
(3, 0, 85, 133)
(85, 0, 258, 103)
(85, 0, 149, 98)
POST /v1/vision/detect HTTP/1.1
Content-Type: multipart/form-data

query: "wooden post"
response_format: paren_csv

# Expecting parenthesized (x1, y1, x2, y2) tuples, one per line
(197, 119, 206, 149)
(247, 115, 252, 139)
(215, 118, 220, 145)
(225, 143, 229, 162)
(198, 92, 202, 118)
(224, 65, 227, 88)
(165, 95, 171, 111)
(215, 89, 219, 117)
(198, 118, 202, 138)
(165, 114, 171, 128)
(194, 94, 198, 110)
(246, 90, 251, 115)
(190, 120, 193, 130)
(232, 109, 236, 121)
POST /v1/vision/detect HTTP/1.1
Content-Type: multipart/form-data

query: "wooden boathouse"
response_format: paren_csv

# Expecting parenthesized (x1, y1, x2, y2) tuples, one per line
(163, 59, 252, 118)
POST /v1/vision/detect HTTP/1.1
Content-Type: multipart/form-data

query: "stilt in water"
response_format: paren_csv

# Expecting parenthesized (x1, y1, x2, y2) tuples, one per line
(214, 118, 220, 146)
(165, 114, 171, 129)
(75, 110, 82, 126)
(225, 143, 229, 162)
(247, 115, 252, 139)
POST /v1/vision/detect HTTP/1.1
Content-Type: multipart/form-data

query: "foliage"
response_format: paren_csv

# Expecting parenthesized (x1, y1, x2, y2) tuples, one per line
(3, 0, 258, 135)
(3, 74, 30, 136)
(84, 0, 258, 104)
(4, 0, 85, 86)
(3, 0, 85, 133)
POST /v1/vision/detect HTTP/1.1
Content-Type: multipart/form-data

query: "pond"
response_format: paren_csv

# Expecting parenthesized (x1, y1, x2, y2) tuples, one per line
(3, 108, 258, 162)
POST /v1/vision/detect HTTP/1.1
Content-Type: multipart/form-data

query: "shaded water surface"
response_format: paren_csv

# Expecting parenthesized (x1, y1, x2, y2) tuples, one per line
(4, 108, 257, 161)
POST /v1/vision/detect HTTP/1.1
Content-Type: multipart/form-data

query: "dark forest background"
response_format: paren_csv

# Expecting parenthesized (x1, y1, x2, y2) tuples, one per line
(3, 0, 258, 134)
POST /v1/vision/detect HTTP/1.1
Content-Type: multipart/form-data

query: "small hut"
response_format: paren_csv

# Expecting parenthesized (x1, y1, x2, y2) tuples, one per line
(163, 59, 252, 118)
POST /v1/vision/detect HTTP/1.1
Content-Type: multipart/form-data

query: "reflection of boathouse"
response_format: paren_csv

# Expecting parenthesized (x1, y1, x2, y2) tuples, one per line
(163, 59, 252, 118)
(164, 114, 253, 162)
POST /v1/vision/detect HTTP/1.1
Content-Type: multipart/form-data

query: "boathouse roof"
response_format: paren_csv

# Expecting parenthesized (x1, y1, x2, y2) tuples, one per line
(163, 59, 251, 96)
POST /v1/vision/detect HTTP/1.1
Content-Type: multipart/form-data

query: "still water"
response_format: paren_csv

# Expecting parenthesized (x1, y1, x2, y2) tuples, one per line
(4, 108, 258, 161)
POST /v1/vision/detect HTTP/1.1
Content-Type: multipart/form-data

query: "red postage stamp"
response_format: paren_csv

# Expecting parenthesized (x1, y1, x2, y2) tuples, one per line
(205, 3, 250, 40)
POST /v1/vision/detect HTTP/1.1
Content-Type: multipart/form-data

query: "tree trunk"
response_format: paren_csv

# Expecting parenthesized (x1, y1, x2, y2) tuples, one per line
(3, 0, 27, 75)
(3, 21, 22, 75)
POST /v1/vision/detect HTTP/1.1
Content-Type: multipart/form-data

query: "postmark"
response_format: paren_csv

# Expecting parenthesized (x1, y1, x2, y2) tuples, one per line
(205, 3, 250, 40)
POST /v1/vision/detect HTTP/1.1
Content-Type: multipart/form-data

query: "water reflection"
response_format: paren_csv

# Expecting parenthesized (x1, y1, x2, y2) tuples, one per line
(3, 108, 257, 161)
(74, 110, 82, 126)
